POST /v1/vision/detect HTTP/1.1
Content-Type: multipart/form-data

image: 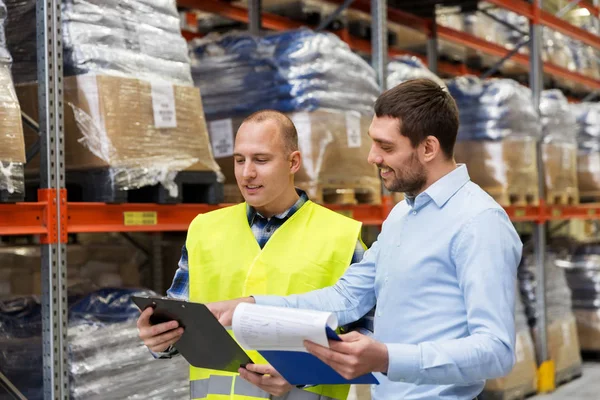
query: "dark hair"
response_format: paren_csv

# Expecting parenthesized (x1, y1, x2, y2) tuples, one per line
(374, 78, 459, 158)
(243, 110, 299, 153)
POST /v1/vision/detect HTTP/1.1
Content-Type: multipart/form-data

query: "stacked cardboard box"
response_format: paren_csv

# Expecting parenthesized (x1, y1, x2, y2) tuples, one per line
(208, 109, 380, 204)
(0, 243, 145, 297)
(17, 75, 220, 197)
(448, 77, 541, 206)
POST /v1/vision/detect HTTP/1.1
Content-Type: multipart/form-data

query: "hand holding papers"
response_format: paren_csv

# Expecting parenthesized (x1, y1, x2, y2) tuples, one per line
(232, 303, 338, 351)
(232, 303, 379, 385)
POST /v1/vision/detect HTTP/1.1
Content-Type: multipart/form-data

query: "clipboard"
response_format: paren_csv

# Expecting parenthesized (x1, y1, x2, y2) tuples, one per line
(132, 296, 379, 385)
(132, 296, 252, 372)
(260, 327, 379, 385)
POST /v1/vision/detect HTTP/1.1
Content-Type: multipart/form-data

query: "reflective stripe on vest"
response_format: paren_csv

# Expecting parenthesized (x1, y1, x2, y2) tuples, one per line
(191, 376, 233, 398)
(190, 377, 337, 400)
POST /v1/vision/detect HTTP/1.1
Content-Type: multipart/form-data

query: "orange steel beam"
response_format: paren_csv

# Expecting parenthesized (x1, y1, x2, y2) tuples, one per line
(0, 202, 47, 235)
(487, 0, 600, 50)
(177, 0, 305, 31)
(438, 26, 600, 90)
(2, 201, 600, 235)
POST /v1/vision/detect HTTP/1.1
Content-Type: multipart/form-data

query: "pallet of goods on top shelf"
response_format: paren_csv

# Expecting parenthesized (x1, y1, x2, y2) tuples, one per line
(192, 29, 382, 205)
(6, 0, 223, 204)
(0, 0, 25, 203)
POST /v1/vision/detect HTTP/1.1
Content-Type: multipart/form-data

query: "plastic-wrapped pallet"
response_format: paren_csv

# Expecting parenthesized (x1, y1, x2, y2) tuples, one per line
(540, 89, 579, 204)
(571, 102, 600, 201)
(6, 0, 191, 85)
(0, 289, 189, 400)
(192, 29, 380, 204)
(206, 110, 381, 204)
(8, 0, 221, 200)
(447, 76, 541, 206)
(518, 240, 582, 384)
(191, 29, 380, 118)
(0, 0, 26, 202)
(481, 292, 537, 400)
(557, 241, 600, 352)
(387, 55, 446, 91)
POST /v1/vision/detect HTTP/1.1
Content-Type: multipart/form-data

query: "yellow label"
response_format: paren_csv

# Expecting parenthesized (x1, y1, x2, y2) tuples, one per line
(588, 209, 596, 216)
(336, 210, 354, 219)
(552, 208, 562, 217)
(515, 208, 526, 218)
(124, 211, 158, 226)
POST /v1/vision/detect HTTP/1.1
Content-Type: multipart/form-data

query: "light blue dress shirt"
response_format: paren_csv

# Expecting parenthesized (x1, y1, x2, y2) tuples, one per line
(254, 165, 523, 400)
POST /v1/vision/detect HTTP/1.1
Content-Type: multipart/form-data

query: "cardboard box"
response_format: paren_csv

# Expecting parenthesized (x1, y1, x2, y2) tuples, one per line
(542, 142, 579, 203)
(0, 64, 26, 195)
(574, 309, 600, 351)
(483, 330, 537, 399)
(547, 316, 583, 379)
(454, 137, 539, 205)
(208, 109, 380, 204)
(16, 75, 220, 179)
(577, 152, 600, 195)
(0, 65, 25, 164)
(0, 243, 145, 297)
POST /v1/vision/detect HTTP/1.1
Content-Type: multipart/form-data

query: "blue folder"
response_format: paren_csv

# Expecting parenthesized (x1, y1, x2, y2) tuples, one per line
(259, 327, 379, 385)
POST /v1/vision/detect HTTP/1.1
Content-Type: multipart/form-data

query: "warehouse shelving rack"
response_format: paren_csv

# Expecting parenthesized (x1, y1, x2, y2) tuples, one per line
(0, 0, 599, 398)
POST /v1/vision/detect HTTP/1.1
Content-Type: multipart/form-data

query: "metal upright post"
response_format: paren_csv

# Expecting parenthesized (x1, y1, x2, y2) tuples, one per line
(37, 0, 68, 398)
(248, 0, 262, 36)
(371, 0, 387, 92)
(427, 13, 439, 74)
(152, 233, 164, 294)
(529, 0, 554, 393)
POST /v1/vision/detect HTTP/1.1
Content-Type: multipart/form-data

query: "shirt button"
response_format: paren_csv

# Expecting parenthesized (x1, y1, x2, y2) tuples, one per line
(377, 311, 382, 317)
(412, 211, 417, 215)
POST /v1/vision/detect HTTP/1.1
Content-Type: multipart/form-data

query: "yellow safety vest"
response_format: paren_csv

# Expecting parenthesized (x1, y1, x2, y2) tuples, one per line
(187, 201, 362, 400)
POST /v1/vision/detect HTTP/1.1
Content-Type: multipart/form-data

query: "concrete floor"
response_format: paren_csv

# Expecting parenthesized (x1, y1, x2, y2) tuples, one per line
(534, 362, 600, 399)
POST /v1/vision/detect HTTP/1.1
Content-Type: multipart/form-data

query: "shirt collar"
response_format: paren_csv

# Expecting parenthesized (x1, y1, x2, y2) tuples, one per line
(247, 189, 309, 225)
(423, 164, 470, 208)
(407, 164, 470, 209)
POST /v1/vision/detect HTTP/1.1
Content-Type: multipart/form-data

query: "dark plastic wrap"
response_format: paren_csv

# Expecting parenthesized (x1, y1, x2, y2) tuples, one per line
(387, 55, 446, 89)
(191, 29, 380, 119)
(5, 0, 192, 85)
(0, 288, 188, 399)
(447, 76, 541, 141)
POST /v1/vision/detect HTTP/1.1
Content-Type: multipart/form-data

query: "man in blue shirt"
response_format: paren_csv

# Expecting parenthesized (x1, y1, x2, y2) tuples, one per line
(209, 79, 523, 400)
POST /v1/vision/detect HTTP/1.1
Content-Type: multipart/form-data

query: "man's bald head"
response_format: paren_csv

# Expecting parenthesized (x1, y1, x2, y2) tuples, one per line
(242, 110, 299, 154)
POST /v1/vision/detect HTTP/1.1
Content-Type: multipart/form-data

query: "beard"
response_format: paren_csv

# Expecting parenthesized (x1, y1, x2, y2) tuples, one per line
(381, 153, 427, 196)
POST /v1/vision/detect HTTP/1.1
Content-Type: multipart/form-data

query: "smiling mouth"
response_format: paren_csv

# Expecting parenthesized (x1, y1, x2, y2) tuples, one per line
(245, 185, 263, 190)
(379, 167, 392, 176)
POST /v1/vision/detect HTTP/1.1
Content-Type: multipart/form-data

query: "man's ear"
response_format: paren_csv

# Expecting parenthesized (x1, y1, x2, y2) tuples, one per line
(421, 136, 441, 163)
(289, 151, 302, 174)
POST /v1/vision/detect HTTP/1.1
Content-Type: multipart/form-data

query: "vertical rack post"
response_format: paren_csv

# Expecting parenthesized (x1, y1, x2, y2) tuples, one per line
(427, 13, 439, 74)
(529, 0, 554, 393)
(249, 0, 262, 36)
(37, 0, 68, 398)
(371, 0, 387, 92)
(152, 233, 164, 294)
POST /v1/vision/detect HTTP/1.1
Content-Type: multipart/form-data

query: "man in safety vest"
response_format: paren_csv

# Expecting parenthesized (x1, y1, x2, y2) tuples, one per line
(137, 109, 366, 400)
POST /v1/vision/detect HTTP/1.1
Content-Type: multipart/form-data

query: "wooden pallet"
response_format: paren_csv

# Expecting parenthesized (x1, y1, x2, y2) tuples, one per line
(25, 169, 223, 204)
(580, 191, 600, 204)
(0, 161, 25, 203)
(555, 363, 583, 386)
(546, 189, 580, 205)
(484, 188, 539, 207)
(223, 184, 244, 204)
(319, 187, 382, 205)
(480, 383, 537, 400)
